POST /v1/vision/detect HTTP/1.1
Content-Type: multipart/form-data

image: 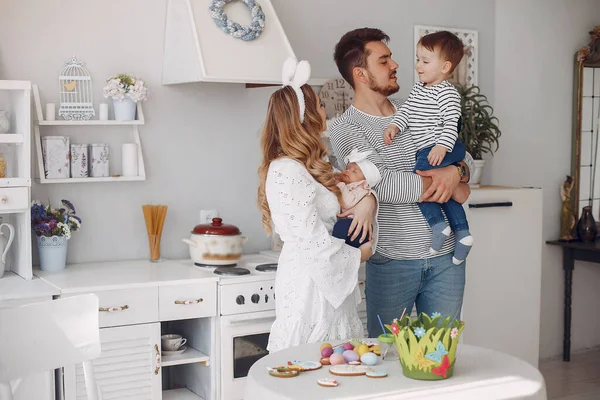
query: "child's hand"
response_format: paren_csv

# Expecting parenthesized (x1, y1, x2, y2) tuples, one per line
(428, 145, 448, 166)
(384, 124, 400, 145)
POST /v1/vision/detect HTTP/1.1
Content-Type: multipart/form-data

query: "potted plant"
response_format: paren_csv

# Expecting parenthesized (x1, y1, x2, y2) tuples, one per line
(456, 85, 501, 187)
(102, 74, 148, 121)
(31, 199, 81, 271)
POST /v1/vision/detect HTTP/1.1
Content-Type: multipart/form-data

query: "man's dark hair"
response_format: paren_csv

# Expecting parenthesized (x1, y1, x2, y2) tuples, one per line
(418, 31, 464, 74)
(333, 28, 390, 88)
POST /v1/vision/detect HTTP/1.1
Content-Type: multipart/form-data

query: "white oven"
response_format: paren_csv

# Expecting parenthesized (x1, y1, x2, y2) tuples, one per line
(213, 253, 278, 400)
(218, 310, 275, 400)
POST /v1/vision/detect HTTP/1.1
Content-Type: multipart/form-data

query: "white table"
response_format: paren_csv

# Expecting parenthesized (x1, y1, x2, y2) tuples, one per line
(245, 342, 547, 400)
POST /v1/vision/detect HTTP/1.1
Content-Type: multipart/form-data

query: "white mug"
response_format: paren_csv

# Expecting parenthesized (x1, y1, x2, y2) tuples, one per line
(161, 334, 187, 351)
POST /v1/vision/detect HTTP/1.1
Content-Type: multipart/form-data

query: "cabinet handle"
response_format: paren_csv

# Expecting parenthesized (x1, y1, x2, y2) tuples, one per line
(175, 298, 203, 305)
(468, 202, 513, 209)
(154, 344, 161, 375)
(0, 196, 7, 204)
(98, 305, 129, 312)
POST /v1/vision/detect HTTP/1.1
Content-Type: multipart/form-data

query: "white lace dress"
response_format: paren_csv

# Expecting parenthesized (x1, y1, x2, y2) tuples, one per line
(265, 158, 364, 353)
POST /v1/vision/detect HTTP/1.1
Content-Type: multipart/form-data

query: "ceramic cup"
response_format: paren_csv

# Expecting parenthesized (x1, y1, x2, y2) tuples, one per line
(161, 334, 187, 351)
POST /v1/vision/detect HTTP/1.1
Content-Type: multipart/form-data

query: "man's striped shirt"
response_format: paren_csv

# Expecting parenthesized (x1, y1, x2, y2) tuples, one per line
(328, 99, 473, 260)
(390, 81, 461, 152)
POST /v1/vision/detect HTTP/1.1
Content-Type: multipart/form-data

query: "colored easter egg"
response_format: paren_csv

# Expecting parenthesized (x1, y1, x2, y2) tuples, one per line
(343, 350, 359, 363)
(342, 342, 354, 351)
(355, 344, 369, 356)
(333, 346, 345, 355)
(321, 346, 334, 358)
(320, 357, 331, 365)
(320, 342, 333, 351)
(350, 339, 364, 348)
(330, 353, 345, 365)
(360, 352, 378, 366)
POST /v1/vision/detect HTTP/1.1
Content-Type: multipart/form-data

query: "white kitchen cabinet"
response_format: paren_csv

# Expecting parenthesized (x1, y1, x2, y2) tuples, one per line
(31, 84, 146, 183)
(461, 187, 543, 367)
(37, 259, 219, 400)
(0, 81, 32, 280)
(64, 323, 162, 400)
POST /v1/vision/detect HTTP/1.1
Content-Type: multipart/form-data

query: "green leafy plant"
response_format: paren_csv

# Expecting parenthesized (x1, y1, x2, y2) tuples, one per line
(456, 85, 501, 160)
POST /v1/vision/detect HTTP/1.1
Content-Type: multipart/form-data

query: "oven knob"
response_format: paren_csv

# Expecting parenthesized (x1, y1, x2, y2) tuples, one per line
(265, 294, 269, 303)
(251, 294, 260, 304)
(236, 295, 245, 305)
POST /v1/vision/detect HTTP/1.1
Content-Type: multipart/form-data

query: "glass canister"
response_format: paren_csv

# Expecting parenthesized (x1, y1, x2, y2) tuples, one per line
(378, 333, 398, 361)
(0, 153, 6, 178)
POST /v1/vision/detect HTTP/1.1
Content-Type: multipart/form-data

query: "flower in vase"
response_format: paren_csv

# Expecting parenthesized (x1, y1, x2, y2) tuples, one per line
(31, 199, 81, 238)
(103, 73, 148, 102)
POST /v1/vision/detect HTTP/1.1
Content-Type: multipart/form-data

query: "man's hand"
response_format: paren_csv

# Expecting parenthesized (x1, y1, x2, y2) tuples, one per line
(384, 124, 400, 145)
(452, 183, 471, 204)
(427, 145, 447, 166)
(338, 194, 376, 242)
(417, 166, 461, 203)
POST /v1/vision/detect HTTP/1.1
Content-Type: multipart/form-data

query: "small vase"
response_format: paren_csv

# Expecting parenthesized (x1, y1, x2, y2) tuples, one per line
(112, 98, 136, 121)
(37, 235, 68, 271)
(577, 205, 598, 243)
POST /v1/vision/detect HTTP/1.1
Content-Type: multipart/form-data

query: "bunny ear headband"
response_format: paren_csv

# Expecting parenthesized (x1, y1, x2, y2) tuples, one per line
(281, 57, 311, 123)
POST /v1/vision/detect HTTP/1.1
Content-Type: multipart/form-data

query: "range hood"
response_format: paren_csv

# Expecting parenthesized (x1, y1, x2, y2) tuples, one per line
(162, 0, 297, 85)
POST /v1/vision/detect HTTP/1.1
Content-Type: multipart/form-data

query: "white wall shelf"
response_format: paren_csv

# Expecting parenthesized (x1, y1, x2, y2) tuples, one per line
(34, 175, 145, 184)
(163, 388, 204, 400)
(162, 346, 209, 367)
(32, 84, 146, 183)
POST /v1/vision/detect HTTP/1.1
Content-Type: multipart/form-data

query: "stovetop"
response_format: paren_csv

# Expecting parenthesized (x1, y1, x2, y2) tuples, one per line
(174, 253, 279, 285)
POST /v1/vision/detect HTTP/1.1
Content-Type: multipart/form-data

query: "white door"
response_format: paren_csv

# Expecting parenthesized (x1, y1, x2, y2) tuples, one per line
(461, 188, 542, 367)
(64, 322, 162, 400)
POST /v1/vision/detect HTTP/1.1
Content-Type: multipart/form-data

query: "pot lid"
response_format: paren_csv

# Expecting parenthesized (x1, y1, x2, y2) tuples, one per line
(192, 218, 240, 235)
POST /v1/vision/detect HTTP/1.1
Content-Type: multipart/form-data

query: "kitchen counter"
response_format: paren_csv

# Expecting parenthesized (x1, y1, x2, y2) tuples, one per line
(0, 271, 60, 301)
(35, 259, 218, 293)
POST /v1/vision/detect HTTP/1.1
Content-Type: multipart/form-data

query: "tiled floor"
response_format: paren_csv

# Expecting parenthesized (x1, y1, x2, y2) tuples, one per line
(539, 349, 600, 399)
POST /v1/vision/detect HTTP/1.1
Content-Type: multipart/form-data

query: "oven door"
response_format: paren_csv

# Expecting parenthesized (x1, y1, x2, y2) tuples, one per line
(219, 310, 276, 400)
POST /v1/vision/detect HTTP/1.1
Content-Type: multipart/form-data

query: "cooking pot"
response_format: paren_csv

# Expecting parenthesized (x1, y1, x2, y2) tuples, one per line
(182, 217, 248, 265)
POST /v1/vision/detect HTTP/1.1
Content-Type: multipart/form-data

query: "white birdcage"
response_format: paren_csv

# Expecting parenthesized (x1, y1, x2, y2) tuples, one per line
(58, 56, 95, 120)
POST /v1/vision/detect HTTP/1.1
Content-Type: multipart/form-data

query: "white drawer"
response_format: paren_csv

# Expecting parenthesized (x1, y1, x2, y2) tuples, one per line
(0, 187, 28, 213)
(159, 282, 217, 321)
(64, 287, 158, 328)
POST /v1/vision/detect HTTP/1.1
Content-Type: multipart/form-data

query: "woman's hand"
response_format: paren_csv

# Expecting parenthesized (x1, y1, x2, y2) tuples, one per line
(359, 239, 374, 262)
(338, 194, 376, 243)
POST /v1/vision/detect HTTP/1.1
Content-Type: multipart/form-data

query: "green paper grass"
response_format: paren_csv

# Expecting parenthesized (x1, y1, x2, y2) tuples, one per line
(385, 312, 465, 380)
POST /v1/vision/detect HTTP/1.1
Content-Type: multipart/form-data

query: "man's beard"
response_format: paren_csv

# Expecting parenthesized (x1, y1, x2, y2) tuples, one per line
(367, 71, 399, 96)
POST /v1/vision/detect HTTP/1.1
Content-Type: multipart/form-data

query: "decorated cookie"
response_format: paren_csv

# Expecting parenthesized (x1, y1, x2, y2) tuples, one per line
(288, 360, 322, 371)
(366, 370, 388, 378)
(329, 365, 372, 376)
(348, 360, 361, 365)
(320, 357, 331, 365)
(317, 377, 339, 387)
(268, 367, 299, 378)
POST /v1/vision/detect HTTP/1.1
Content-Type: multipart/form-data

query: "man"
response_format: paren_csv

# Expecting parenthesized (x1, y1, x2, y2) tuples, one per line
(329, 28, 473, 337)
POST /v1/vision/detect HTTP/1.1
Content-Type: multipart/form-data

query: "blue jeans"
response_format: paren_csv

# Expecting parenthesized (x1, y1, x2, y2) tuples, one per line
(414, 141, 469, 231)
(365, 252, 466, 337)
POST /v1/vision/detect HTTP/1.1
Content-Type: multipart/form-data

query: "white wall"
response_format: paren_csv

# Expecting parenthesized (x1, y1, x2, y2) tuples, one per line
(492, 0, 600, 358)
(0, 0, 495, 263)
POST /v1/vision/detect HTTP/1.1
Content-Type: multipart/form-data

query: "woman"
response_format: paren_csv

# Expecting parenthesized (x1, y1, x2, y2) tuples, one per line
(257, 58, 374, 352)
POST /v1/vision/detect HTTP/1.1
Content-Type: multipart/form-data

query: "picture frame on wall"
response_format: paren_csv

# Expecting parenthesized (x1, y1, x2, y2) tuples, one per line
(414, 25, 478, 88)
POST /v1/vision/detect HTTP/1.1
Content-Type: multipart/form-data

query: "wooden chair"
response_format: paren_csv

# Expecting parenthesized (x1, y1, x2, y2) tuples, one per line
(0, 294, 102, 400)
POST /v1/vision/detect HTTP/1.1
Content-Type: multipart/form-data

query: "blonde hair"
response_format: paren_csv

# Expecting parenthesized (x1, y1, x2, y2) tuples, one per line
(257, 85, 341, 234)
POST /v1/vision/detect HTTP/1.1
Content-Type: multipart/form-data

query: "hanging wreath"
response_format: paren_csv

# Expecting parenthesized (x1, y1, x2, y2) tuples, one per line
(209, 0, 265, 41)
